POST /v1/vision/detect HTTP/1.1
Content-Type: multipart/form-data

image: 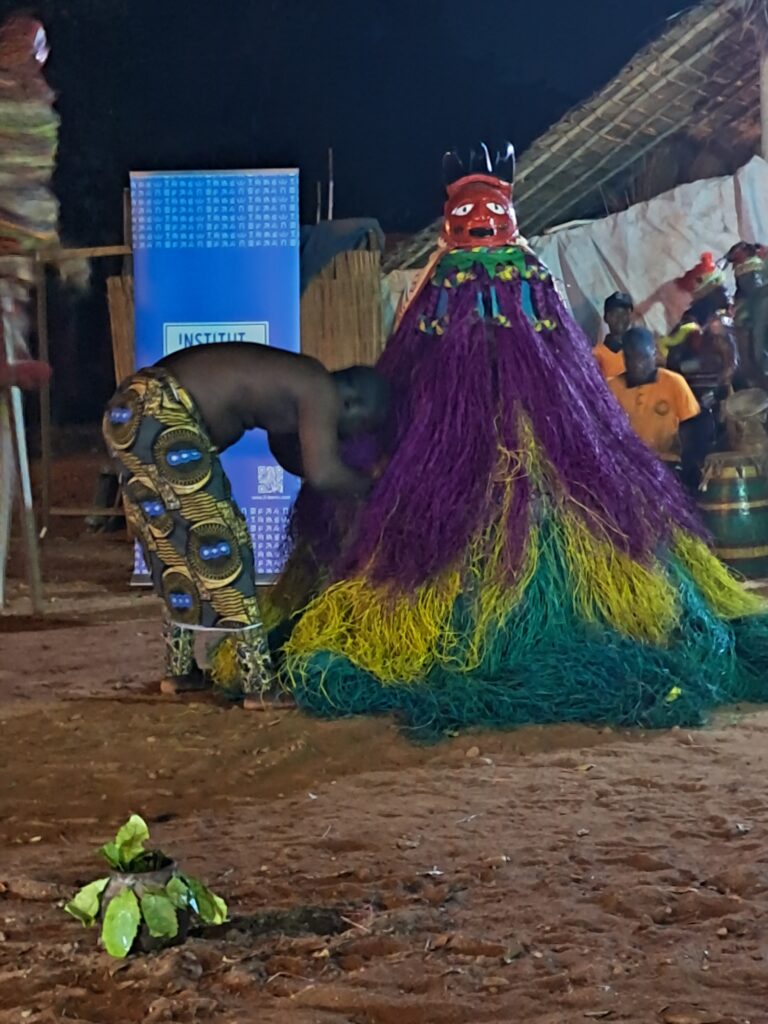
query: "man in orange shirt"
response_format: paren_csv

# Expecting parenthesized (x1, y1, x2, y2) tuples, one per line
(593, 292, 633, 380)
(609, 327, 712, 489)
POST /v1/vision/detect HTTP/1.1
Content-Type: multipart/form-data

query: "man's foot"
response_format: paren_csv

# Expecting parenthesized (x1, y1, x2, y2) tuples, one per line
(160, 668, 209, 695)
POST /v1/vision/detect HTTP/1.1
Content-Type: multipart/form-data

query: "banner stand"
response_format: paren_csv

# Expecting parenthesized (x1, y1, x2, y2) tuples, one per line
(129, 169, 301, 586)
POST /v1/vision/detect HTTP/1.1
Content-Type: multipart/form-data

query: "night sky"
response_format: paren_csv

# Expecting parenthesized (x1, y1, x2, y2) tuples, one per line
(4, 0, 688, 242)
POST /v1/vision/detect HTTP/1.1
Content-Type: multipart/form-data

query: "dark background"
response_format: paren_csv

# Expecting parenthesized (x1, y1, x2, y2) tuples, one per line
(5, 0, 689, 240)
(0, 0, 690, 422)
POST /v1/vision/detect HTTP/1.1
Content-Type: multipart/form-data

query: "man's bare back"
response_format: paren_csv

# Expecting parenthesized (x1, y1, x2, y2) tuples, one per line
(159, 343, 323, 450)
(157, 343, 388, 497)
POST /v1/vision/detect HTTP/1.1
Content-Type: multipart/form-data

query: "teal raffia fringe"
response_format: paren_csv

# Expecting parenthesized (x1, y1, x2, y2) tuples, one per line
(282, 533, 768, 742)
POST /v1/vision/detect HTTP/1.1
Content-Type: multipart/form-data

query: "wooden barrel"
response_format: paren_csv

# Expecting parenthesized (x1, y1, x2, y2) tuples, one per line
(698, 452, 768, 578)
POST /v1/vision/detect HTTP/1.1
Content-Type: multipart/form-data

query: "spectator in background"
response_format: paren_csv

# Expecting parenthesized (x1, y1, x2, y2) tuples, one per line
(657, 253, 737, 449)
(665, 315, 738, 410)
(610, 327, 713, 490)
(593, 291, 633, 380)
(726, 241, 768, 386)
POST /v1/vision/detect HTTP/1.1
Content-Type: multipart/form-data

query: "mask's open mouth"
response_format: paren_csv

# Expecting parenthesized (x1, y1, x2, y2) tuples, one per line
(469, 227, 495, 238)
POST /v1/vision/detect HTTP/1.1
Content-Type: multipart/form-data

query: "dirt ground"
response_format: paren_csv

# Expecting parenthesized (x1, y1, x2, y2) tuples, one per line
(2, 444, 768, 1023)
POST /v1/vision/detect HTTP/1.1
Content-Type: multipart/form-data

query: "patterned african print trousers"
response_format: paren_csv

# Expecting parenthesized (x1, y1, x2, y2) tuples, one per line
(102, 367, 275, 694)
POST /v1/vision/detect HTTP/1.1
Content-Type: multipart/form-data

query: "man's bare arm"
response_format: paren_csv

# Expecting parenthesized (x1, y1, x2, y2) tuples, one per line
(297, 387, 372, 496)
(268, 433, 304, 477)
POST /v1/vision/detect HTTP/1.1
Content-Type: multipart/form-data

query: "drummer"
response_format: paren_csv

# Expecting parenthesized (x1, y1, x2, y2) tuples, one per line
(664, 254, 738, 425)
(726, 242, 768, 386)
(610, 328, 713, 489)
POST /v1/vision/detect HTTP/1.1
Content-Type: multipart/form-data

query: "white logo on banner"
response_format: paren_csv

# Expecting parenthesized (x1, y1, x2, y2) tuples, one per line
(257, 465, 284, 495)
(163, 322, 269, 355)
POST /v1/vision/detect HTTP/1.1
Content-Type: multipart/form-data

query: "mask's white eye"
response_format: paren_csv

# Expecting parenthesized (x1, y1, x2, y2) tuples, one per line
(486, 202, 506, 215)
(451, 203, 474, 216)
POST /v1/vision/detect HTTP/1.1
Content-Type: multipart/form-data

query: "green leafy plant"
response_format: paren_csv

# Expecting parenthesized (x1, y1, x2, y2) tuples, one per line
(65, 814, 227, 958)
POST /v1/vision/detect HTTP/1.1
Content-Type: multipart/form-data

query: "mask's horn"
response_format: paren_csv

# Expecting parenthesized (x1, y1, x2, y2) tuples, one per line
(495, 142, 516, 183)
(442, 149, 465, 187)
(468, 142, 493, 175)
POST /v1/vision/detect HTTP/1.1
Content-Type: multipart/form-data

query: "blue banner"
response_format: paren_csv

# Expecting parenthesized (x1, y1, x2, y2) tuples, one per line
(130, 169, 301, 582)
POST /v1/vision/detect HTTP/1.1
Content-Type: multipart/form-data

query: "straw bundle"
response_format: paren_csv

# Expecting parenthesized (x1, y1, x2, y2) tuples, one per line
(301, 246, 383, 370)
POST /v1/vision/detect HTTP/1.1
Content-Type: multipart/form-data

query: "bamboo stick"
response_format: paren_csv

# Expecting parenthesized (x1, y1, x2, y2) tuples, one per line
(0, 283, 43, 615)
(37, 245, 131, 263)
(761, 49, 768, 160)
(35, 259, 50, 532)
(327, 148, 334, 221)
(107, 275, 135, 384)
(0, 394, 13, 608)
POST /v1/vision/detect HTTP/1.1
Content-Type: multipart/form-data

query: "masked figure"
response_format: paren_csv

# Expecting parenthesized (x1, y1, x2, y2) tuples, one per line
(268, 145, 768, 739)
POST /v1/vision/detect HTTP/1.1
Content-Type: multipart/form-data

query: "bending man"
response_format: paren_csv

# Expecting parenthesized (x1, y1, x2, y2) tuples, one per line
(103, 342, 390, 701)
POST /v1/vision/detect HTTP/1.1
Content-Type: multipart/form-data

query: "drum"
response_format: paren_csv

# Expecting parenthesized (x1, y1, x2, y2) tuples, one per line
(723, 387, 768, 453)
(698, 452, 768, 578)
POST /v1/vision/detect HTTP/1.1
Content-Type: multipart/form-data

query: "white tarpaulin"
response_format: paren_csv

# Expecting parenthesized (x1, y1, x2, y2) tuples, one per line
(381, 157, 768, 342)
(530, 156, 768, 341)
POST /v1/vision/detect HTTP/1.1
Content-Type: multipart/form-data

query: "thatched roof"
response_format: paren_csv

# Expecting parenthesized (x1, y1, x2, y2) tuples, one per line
(385, 0, 764, 272)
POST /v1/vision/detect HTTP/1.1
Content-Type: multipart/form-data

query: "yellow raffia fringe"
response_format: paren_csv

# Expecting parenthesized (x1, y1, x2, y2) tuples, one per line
(284, 436, 540, 684)
(259, 545, 314, 630)
(282, 525, 766, 683)
(519, 412, 679, 644)
(283, 498, 682, 682)
(208, 636, 241, 690)
(258, 595, 283, 632)
(285, 568, 463, 684)
(673, 530, 766, 619)
(560, 510, 678, 644)
(466, 438, 539, 666)
(282, 425, 701, 681)
(283, 418, 768, 678)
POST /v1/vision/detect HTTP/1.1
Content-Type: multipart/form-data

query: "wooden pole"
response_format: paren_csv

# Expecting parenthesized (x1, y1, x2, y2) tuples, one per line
(35, 258, 50, 532)
(761, 48, 768, 161)
(8, 382, 43, 613)
(327, 147, 334, 221)
(42, 245, 131, 261)
(0, 394, 12, 608)
(0, 283, 43, 615)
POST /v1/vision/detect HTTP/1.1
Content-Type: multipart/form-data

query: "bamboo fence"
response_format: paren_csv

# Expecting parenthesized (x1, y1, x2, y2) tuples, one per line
(300, 246, 384, 368)
(105, 247, 384, 382)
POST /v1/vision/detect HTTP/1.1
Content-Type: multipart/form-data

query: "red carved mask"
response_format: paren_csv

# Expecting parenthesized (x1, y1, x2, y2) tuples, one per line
(440, 173, 518, 250)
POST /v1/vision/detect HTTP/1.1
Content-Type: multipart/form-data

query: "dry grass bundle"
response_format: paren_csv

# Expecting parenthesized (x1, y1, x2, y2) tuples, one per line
(301, 247, 383, 369)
